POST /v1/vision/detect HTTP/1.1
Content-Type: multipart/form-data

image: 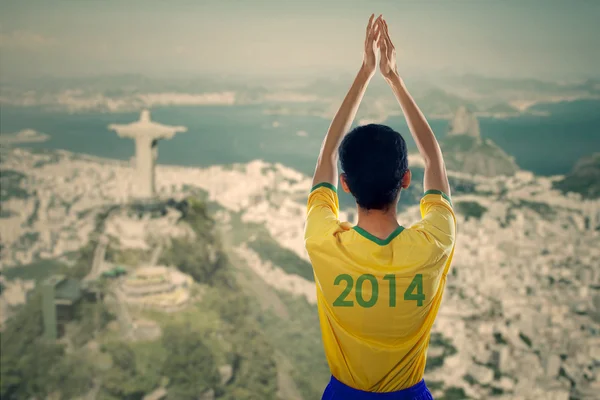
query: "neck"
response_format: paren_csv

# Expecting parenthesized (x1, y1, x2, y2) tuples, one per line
(355, 206, 400, 240)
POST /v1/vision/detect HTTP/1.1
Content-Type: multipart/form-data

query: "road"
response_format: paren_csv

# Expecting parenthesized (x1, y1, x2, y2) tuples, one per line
(83, 235, 109, 282)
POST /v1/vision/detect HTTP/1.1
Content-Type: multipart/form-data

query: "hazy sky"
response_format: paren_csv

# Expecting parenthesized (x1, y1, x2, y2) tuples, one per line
(1, 0, 599, 81)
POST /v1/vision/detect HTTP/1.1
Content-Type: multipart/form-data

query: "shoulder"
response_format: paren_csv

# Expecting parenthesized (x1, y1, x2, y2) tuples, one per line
(407, 190, 457, 254)
(305, 182, 342, 241)
(420, 190, 454, 214)
(305, 221, 352, 251)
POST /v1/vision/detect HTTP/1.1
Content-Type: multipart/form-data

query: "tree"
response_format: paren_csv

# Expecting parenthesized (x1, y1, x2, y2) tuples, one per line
(227, 325, 278, 399)
(101, 342, 156, 400)
(1, 290, 44, 399)
(71, 299, 115, 347)
(15, 341, 68, 398)
(162, 323, 221, 400)
(54, 352, 95, 399)
(0, 287, 95, 399)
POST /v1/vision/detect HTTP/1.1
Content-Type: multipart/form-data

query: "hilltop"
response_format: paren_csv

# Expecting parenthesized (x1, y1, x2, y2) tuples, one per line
(0, 197, 286, 400)
(441, 106, 520, 177)
(554, 152, 600, 199)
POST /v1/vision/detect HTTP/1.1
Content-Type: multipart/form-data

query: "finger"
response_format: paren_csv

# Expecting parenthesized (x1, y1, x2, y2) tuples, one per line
(373, 25, 381, 42)
(382, 24, 393, 56)
(365, 14, 375, 47)
(372, 20, 381, 37)
(369, 15, 382, 40)
(379, 18, 388, 37)
(379, 33, 388, 54)
(382, 19, 390, 41)
(382, 19, 395, 49)
(368, 20, 382, 48)
(379, 19, 389, 39)
(376, 20, 386, 47)
(366, 13, 374, 35)
(376, 15, 383, 33)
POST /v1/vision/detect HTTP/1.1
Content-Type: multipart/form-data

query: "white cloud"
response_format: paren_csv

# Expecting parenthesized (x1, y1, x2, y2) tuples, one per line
(0, 30, 57, 50)
(0, 129, 50, 145)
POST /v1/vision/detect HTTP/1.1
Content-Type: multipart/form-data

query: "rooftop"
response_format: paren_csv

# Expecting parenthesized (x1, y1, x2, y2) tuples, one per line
(44, 274, 82, 302)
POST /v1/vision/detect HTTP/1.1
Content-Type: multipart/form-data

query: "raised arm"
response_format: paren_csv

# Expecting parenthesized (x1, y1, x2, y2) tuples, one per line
(311, 14, 381, 189)
(377, 19, 451, 197)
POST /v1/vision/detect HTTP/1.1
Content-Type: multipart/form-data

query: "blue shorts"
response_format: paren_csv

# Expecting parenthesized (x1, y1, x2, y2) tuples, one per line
(322, 375, 434, 400)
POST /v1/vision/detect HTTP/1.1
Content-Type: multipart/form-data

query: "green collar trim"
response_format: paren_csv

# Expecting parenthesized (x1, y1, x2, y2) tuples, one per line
(310, 182, 337, 193)
(423, 189, 452, 206)
(352, 225, 405, 246)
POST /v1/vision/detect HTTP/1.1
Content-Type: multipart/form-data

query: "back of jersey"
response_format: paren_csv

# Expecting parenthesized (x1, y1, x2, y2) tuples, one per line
(305, 186, 457, 392)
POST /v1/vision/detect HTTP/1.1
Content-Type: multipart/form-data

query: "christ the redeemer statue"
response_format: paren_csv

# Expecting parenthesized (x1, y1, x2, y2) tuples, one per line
(108, 110, 187, 199)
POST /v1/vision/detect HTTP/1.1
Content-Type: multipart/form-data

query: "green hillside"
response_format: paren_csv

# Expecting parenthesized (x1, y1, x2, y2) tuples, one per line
(554, 152, 600, 198)
(1, 200, 279, 400)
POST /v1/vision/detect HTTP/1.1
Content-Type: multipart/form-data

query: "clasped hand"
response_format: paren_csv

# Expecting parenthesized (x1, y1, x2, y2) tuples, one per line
(362, 14, 398, 80)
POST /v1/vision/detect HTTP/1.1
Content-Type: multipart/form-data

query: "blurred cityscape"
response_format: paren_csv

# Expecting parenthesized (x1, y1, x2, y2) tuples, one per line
(1, 1, 600, 399)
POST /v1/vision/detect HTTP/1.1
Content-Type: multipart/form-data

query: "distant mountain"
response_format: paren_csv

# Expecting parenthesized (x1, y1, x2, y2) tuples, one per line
(414, 88, 477, 118)
(478, 102, 521, 116)
(554, 152, 600, 198)
(4, 73, 595, 121)
(428, 74, 600, 114)
(528, 98, 600, 118)
(437, 74, 586, 94)
(447, 106, 481, 138)
(441, 106, 520, 177)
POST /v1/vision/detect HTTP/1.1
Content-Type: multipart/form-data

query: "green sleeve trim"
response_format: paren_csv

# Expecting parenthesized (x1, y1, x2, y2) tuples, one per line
(423, 189, 453, 206)
(310, 182, 337, 194)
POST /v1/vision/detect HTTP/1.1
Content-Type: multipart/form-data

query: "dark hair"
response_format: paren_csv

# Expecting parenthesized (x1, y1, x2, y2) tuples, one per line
(339, 124, 408, 210)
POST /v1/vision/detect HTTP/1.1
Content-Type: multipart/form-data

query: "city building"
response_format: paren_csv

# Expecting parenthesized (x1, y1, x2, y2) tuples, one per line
(42, 274, 83, 340)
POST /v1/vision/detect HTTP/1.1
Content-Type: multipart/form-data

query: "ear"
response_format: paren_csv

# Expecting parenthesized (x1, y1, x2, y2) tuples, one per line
(340, 173, 351, 193)
(401, 169, 411, 189)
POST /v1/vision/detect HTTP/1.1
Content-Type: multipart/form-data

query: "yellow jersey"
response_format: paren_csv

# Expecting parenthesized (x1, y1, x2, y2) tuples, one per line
(304, 183, 457, 392)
